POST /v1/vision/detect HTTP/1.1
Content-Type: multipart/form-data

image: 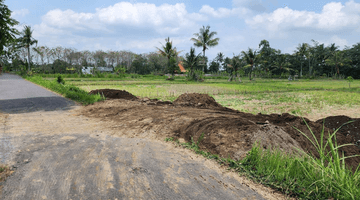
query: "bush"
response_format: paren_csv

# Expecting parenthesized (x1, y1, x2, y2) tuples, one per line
(57, 75, 65, 84)
(186, 70, 204, 81)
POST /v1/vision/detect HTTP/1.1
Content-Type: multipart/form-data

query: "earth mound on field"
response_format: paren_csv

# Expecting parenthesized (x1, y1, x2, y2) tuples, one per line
(316, 115, 360, 144)
(173, 93, 223, 109)
(89, 89, 138, 100)
(79, 94, 360, 172)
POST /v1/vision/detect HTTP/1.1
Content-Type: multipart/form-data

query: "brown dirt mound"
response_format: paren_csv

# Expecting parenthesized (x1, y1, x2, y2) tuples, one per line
(89, 89, 138, 100)
(78, 97, 360, 173)
(316, 115, 360, 144)
(174, 93, 223, 109)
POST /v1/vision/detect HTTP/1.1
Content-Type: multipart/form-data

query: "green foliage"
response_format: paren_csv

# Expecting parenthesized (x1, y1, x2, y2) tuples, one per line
(57, 75, 65, 84)
(16, 25, 38, 71)
(191, 25, 220, 71)
(115, 66, 126, 78)
(347, 76, 354, 88)
(26, 76, 104, 105)
(164, 137, 174, 142)
(168, 56, 177, 77)
(186, 69, 204, 82)
(239, 121, 360, 199)
(0, 0, 19, 58)
(241, 48, 261, 81)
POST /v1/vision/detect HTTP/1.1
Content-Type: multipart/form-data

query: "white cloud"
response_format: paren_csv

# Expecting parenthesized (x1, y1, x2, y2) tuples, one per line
(11, 9, 29, 18)
(246, 1, 360, 35)
(320, 36, 348, 49)
(199, 5, 251, 18)
(41, 2, 206, 35)
(233, 0, 278, 12)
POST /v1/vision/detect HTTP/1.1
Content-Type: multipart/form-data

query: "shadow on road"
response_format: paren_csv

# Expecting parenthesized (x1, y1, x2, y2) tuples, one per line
(0, 96, 76, 114)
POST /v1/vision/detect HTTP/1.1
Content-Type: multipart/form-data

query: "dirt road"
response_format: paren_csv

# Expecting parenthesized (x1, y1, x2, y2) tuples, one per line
(0, 74, 282, 199)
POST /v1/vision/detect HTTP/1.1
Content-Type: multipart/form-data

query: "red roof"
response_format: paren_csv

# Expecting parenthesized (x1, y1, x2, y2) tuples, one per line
(178, 61, 187, 72)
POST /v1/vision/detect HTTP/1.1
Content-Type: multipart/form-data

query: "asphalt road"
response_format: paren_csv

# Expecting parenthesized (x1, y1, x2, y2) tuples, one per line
(0, 73, 267, 200)
(0, 73, 75, 113)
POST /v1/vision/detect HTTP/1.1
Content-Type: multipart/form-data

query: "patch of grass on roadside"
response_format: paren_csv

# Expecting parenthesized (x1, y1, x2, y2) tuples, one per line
(26, 76, 105, 105)
(165, 123, 360, 200)
(0, 164, 14, 190)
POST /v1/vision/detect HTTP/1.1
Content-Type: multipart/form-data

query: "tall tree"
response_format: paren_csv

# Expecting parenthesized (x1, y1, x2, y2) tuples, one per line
(241, 48, 261, 80)
(156, 37, 182, 77)
(33, 46, 46, 66)
(0, 0, 19, 64)
(227, 55, 244, 82)
(183, 47, 201, 79)
(17, 25, 38, 71)
(215, 52, 225, 70)
(191, 25, 219, 72)
(271, 54, 293, 78)
(325, 51, 352, 75)
(295, 43, 309, 77)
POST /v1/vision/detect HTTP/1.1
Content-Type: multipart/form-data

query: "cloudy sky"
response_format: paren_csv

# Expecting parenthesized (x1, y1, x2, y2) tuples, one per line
(7, 0, 360, 61)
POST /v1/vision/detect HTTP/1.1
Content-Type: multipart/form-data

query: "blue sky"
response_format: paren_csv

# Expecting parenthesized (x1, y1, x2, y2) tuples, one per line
(7, 0, 360, 61)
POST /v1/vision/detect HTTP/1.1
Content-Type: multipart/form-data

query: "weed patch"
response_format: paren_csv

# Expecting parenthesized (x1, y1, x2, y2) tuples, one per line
(26, 76, 104, 105)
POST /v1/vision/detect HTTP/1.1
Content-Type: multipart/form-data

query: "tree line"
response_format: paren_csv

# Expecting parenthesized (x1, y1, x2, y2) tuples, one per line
(1, 0, 359, 79)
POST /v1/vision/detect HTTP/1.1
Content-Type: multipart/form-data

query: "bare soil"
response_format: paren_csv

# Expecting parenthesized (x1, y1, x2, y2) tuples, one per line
(316, 115, 360, 144)
(80, 91, 360, 172)
(89, 89, 138, 100)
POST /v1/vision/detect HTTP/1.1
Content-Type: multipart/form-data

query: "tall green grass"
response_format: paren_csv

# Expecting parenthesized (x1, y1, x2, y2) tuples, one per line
(26, 76, 104, 105)
(240, 121, 360, 199)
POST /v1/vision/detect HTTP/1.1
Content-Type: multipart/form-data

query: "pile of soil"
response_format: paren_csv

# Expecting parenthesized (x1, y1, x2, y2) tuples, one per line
(89, 89, 138, 100)
(173, 93, 223, 109)
(316, 116, 360, 144)
(78, 92, 360, 172)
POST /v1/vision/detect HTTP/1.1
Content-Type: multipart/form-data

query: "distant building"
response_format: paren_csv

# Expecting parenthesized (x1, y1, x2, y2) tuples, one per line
(178, 61, 187, 72)
(81, 66, 93, 74)
(81, 66, 113, 74)
(97, 67, 113, 73)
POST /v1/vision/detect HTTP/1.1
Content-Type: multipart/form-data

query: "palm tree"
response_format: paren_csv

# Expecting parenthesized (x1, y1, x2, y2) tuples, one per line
(156, 37, 182, 77)
(191, 25, 219, 72)
(227, 55, 244, 82)
(295, 43, 309, 77)
(183, 47, 202, 80)
(325, 51, 351, 75)
(241, 48, 261, 80)
(272, 54, 293, 78)
(17, 25, 38, 72)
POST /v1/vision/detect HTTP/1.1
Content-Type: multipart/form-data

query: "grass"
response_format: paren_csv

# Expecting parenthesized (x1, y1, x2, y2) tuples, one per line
(165, 122, 360, 199)
(26, 76, 105, 105)
(56, 76, 360, 119)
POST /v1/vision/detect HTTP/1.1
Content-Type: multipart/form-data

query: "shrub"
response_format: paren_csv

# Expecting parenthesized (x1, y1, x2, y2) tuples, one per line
(57, 75, 65, 84)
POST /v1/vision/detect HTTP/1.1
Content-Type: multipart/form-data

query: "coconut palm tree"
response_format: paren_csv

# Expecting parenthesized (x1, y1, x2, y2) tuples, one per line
(241, 48, 261, 81)
(191, 25, 219, 72)
(156, 37, 182, 77)
(17, 25, 38, 71)
(271, 54, 293, 78)
(183, 47, 201, 80)
(325, 51, 351, 75)
(295, 43, 309, 77)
